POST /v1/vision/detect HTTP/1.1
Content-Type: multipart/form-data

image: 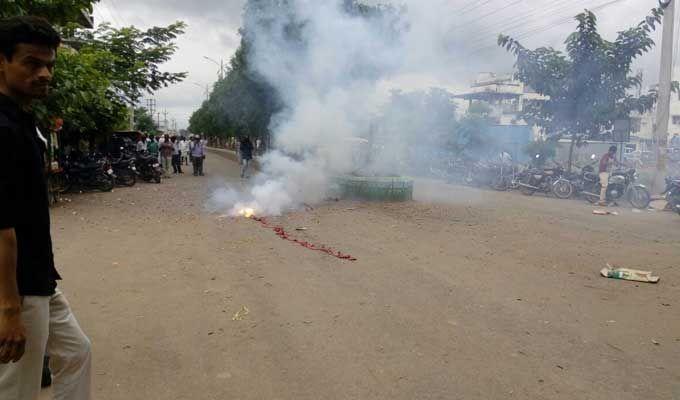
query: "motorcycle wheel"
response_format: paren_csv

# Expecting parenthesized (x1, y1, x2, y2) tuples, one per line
(50, 172, 71, 194)
(116, 171, 136, 187)
(628, 186, 651, 210)
(552, 179, 574, 199)
(153, 172, 162, 184)
(491, 174, 508, 191)
(96, 174, 114, 192)
(584, 184, 600, 204)
(520, 176, 536, 196)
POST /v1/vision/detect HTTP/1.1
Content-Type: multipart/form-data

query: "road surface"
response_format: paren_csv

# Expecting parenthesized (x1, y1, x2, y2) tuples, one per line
(41, 150, 680, 400)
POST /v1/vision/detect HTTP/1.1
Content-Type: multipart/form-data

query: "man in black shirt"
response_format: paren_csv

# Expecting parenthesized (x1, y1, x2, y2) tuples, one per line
(0, 17, 91, 399)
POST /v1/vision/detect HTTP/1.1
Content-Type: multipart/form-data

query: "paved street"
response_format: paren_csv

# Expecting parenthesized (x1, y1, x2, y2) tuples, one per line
(41, 151, 680, 400)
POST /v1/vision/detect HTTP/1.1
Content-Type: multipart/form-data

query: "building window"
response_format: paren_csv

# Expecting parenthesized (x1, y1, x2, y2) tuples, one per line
(673, 116, 680, 125)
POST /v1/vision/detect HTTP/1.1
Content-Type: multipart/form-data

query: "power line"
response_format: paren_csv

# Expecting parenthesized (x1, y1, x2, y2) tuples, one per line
(457, 0, 498, 16)
(461, 0, 592, 50)
(448, 0, 525, 33)
(104, 0, 126, 26)
(467, 0, 634, 56)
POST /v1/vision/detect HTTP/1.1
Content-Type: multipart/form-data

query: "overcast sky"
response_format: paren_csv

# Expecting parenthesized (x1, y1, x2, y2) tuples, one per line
(94, 0, 672, 129)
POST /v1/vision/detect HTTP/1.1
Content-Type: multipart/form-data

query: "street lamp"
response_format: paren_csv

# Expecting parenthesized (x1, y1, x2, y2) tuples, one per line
(203, 56, 225, 80)
(192, 82, 210, 99)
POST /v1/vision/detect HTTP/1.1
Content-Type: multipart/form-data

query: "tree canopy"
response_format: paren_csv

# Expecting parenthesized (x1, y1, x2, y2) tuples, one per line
(0, 0, 97, 26)
(74, 22, 188, 105)
(498, 6, 666, 169)
(37, 22, 187, 139)
(34, 47, 128, 137)
(189, 0, 399, 144)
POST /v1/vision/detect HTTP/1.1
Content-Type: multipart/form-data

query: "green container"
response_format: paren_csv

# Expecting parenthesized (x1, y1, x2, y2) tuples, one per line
(335, 176, 414, 202)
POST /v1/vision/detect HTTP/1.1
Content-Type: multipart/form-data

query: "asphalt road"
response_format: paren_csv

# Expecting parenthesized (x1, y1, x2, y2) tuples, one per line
(41, 151, 680, 400)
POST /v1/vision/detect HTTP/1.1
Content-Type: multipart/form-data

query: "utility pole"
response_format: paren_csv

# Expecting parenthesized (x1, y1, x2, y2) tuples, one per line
(146, 98, 156, 116)
(162, 109, 169, 132)
(203, 56, 225, 80)
(654, 0, 675, 185)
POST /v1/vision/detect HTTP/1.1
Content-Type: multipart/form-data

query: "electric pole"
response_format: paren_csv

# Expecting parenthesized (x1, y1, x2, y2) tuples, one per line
(654, 0, 674, 185)
(162, 109, 169, 132)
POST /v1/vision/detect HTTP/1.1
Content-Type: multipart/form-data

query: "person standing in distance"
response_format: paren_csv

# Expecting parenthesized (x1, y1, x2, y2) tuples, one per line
(239, 136, 254, 179)
(598, 145, 621, 206)
(0, 17, 92, 400)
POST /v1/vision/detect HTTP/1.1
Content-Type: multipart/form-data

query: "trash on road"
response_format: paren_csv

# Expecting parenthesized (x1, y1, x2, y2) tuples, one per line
(232, 306, 250, 321)
(593, 209, 618, 216)
(600, 264, 659, 283)
(295, 227, 308, 231)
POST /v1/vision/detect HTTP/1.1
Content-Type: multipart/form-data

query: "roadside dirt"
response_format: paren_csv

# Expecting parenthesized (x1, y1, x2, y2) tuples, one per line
(41, 151, 680, 400)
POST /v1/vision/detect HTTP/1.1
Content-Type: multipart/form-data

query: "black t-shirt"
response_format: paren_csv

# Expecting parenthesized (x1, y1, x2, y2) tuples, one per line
(0, 94, 60, 296)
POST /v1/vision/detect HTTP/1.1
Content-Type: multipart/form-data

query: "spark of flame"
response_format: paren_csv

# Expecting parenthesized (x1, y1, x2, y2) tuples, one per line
(238, 208, 256, 218)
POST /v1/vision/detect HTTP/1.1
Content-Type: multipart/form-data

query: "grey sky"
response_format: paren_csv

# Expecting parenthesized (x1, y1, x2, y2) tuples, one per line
(97, 0, 669, 129)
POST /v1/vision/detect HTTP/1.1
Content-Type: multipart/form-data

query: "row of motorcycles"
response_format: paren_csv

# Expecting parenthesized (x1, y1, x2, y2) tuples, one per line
(432, 154, 654, 210)
(51, 148, 163, 194)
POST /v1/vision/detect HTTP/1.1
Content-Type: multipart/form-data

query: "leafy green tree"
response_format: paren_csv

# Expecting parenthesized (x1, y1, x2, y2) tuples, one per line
(75, 22, 188, 104)
(34, 47, 128, 138)
(498, 7, 664, 170)
(190, 0, 401, 146)
(134, 107, 157, 135)
(0, 0, 97, 25)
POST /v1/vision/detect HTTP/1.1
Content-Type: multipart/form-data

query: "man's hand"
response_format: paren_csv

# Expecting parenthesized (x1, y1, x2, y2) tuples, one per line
(0, 305, 25, 363)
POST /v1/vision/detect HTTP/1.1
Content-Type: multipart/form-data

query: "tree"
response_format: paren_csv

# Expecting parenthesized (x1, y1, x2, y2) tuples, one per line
(498, 7, 664, 170)
(0, 0, 97, 26)
(34, 47, 128, 139)
(134, 107, 157, 135)
(30, 21, 187, 141)
(190, 0, 401, 146)
(74, 22, 188, 105)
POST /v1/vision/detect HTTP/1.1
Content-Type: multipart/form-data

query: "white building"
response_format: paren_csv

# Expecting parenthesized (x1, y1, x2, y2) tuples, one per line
(455, 72, 546, 138)
(630, 86, 680, 148)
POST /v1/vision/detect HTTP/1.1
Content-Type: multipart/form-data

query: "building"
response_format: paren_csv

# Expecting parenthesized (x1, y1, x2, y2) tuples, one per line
(454, 73, 547, 161)
(630, 85, 680, 150)
(455, 72, 546, 135)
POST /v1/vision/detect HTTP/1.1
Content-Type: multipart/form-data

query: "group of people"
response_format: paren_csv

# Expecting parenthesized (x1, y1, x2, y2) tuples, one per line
(136, 133, 207, 177)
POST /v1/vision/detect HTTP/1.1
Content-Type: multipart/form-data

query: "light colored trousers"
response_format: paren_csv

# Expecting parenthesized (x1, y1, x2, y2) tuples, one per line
(162, 156, 172, 175)
(599, 172, 610, 202)
(240, 158, 251, 178)
(0, 290, 91, 400)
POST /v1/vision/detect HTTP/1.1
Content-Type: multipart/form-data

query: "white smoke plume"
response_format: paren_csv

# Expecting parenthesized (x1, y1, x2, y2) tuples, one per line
(213, 0, 487, 216)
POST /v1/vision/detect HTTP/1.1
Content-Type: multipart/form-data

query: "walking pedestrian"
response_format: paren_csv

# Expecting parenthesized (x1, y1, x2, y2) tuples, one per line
(239, 136, 254, 179)
(171, 136, 182, 174)
(179, 136, 189, 166)
(160, 133, 173, 177)
(191, 136, 206, 176)
(0, 16, 92, 400)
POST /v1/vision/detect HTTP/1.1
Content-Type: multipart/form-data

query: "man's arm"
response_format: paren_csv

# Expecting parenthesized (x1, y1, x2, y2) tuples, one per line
(0, 127, 25, 363)
(0, 228, 25, 364)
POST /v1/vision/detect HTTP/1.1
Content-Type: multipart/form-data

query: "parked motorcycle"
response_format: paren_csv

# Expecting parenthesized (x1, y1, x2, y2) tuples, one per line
(518, 155, 572, 197)
(110, 149, 137, 187)
(662, 176, 680, 215)
(53, 155, 115, 193)
(580, 165, 650, 209)
(135, 151, 162, 183)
